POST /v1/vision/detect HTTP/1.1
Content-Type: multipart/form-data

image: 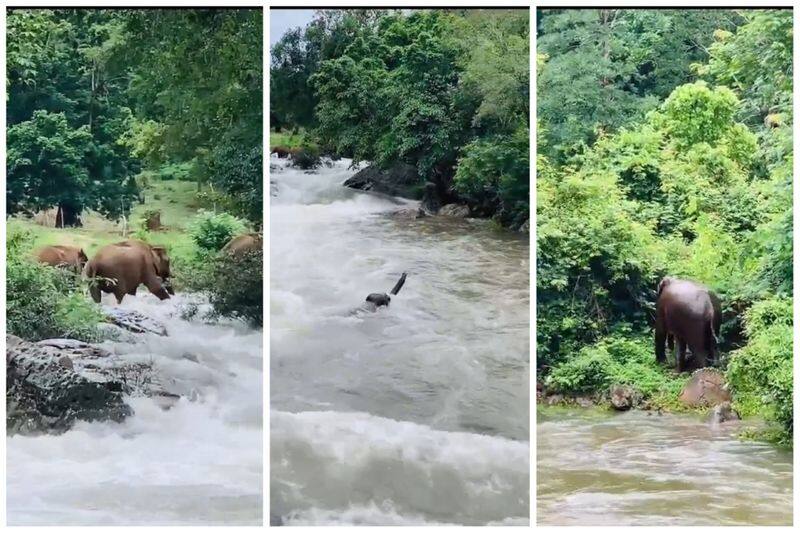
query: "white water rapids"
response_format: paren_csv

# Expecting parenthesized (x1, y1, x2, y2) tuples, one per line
(6, 294, 263, 525)
(270, 158, 530, 525)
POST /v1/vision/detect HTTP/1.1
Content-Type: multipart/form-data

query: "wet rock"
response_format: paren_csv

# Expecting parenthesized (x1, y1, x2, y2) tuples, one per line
(710, 401, 740, 424)
(575, 396, 594, 408)
(6, 336, 175, 435)
(343, 163, 420, 199)
(439, 203, 470, 218)
(102, 306, 167, 336)
(389, 207, 425, 221)
(545, 394, 564, 406)
(679, 368, 730, 407)
(610, 385, 640, 411)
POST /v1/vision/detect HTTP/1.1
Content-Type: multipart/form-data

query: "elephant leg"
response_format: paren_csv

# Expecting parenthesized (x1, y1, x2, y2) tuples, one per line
(676, 340, 687, 373)
(144, 274, 170, 301)
(655, 322, 667, 364)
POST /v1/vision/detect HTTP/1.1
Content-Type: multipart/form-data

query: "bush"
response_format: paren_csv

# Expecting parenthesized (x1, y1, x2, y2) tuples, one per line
(206, 249, 263, 327)
(189, 210, 248, 252)
(290, 145, 321, 170)
(7, 231, 103, 341)
(726, 297, 792, 444)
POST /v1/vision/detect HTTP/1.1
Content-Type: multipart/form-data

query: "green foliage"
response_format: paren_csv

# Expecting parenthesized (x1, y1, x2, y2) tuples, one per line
(7, 230, 103, 342)
(206, 250, 263, 328)
(538, 9, 792, 445)
(726, 297, 792, 443)
(546, 335, 686, 402)
(189, 211, 248, 252)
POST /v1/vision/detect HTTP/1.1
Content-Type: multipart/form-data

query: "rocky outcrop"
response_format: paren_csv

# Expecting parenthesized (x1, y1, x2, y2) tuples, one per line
(439, 204, 470, 218)
(7, 335, 177, 435)
(102, 306, 167, 336)
(679, 368, 730, 408)
(343, 163, 421, 200)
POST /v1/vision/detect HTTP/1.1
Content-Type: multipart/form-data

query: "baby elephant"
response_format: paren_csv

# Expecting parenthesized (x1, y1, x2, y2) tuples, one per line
(84, 240, 173, 304)
(365, 273, 407, 309)
(35, 245, 88, 273)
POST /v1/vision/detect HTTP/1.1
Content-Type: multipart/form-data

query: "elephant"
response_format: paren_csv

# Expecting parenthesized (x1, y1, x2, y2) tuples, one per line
(270, 146, 298, 159)
(84, 240, 174, 304)
(35, 245, 88, 272)
(222, 233, 262, 258)
(655, 276, 721, 372)
(365, 273, 407, 310)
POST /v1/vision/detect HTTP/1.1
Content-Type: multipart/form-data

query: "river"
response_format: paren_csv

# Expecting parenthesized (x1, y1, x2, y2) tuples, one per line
(537, 406, 792, 525)
(270, 157, 530, 525)
(6, 294, 263, 525)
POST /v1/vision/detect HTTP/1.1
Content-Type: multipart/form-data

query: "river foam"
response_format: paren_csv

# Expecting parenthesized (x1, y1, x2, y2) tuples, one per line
(7, 293, 263, 525)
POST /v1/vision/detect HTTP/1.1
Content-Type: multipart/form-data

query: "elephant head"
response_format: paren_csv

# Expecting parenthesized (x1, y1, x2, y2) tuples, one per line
(657, 276, 676, 296)
(150, 246, 174, 295)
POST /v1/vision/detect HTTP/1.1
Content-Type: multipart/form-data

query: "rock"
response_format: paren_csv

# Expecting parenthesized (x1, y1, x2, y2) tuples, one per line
(343, 163, 420, 199)
(610, 385, 640, 411)
(679, 368, 731, 407)
(439, 204, 470, 218)
(6, 337, 175, 435)
(102, 306, 167, 336)
(545, 394, 563, 406)
(390, 207, 427, 221)
(518, 219, 530, 234)
(710, 401, 740, 424)
(575, 396, 594, 408)
(420, 182, 441, 215)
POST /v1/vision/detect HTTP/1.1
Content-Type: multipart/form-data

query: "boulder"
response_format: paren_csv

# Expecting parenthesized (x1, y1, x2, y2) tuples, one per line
(679, 368, 730, 408)
(7, 336, 177, 435)
(343, 163, 420, 199)
(439, 204, 470, 218)
(710, 401, 740, 424)
(102, 306, 168, 336)
(545, 393, 564, 406)
(610, 385, 640, 411)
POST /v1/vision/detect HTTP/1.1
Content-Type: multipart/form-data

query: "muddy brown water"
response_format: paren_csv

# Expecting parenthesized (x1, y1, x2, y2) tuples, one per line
(537, 406, 792, 526)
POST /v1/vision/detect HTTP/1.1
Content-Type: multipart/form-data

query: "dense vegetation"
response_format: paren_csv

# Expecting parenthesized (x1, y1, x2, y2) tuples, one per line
(7, 8, 263, 335)
(537, 9, 792, 444)
(271, 9, 530, 229)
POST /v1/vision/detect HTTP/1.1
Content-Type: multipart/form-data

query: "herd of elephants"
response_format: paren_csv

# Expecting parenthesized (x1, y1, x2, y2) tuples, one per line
(34, 233, 261, 304)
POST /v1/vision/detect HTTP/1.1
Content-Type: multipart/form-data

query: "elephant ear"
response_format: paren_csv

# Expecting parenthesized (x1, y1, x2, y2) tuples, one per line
(150, 246, 169, 275)
(657, 277, 672, 296)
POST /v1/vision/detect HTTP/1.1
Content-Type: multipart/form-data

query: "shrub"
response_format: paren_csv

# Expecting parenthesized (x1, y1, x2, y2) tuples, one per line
(206, 249, 263, 327)
(726, 297, 792, 443)
(7, 231, 103, 341)
(189, 210, 247, 252)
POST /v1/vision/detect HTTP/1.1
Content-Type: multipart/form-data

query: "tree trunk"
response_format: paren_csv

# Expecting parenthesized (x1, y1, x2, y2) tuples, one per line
(55, 204, 82, 228)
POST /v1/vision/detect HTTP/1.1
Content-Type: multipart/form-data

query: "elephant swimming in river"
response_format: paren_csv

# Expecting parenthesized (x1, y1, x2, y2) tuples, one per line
(655, 276, 721, 372)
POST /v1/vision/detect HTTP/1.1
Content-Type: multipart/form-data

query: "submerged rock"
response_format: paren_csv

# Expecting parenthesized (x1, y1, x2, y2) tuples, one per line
(439, 203, 470, 218)
(7, 335, 177, 435)
(102, 306, 168, 336)
(710, 401, 741, 424)
(679, 368, 730, 407)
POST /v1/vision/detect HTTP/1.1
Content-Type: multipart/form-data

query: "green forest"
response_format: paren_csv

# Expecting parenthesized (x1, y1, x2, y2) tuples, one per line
(7, 8, 263, 338)
(537, 9, 792, 444)
(271, 9, 530, 229)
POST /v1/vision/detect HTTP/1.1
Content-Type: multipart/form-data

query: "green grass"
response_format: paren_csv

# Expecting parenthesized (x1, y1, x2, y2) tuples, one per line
(9, 179, 200, 260)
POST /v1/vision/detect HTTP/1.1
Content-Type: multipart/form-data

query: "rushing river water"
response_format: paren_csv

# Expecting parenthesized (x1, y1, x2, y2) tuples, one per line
(270, 158, 530, 525)
(7, 294, 263, 525)
(537, 407, 793, 526)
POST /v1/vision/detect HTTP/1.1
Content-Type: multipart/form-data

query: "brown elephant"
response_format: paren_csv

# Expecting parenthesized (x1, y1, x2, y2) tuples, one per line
(84, 240, 174, 303)
(222, 233, 262, 258)
(655, 276, 721, 372)
(35, 245, 88, 272)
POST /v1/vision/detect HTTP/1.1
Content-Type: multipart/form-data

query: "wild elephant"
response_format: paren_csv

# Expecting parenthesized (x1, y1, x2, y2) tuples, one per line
(222, 233, 262, 258)
(655, 276, 721, 372)
(35, 245, 88, 272)
(84, 240, 174, 304)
